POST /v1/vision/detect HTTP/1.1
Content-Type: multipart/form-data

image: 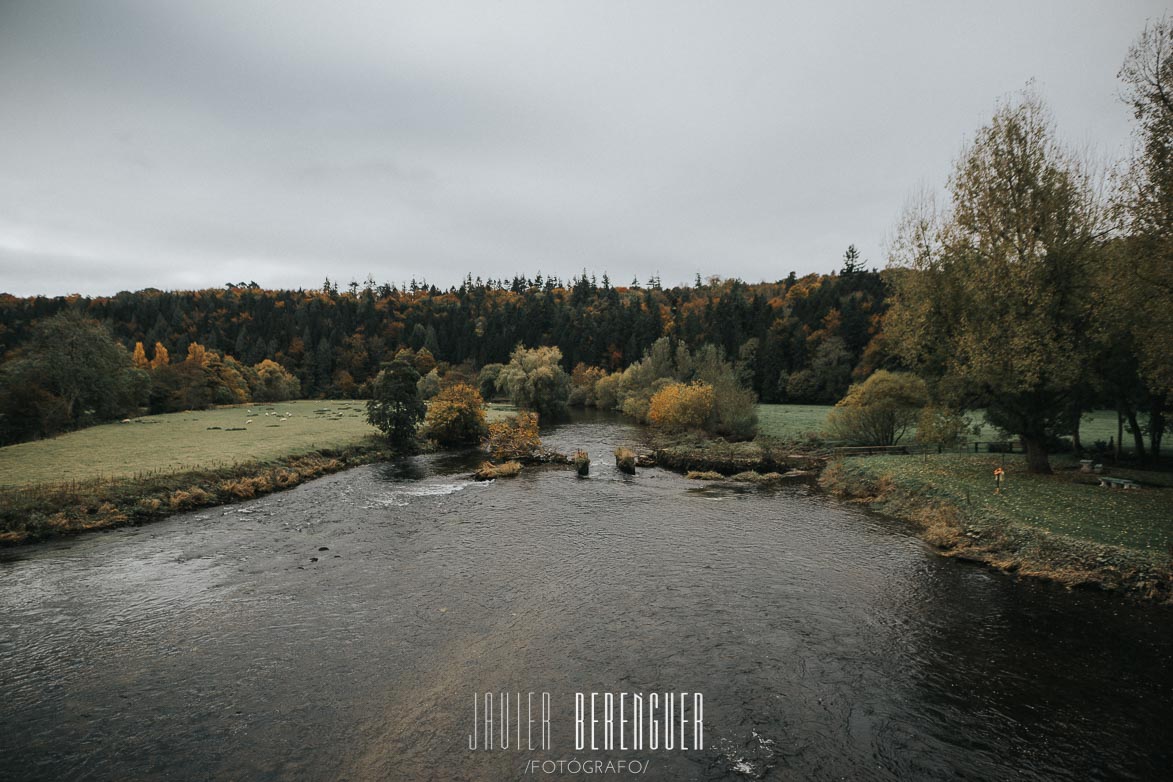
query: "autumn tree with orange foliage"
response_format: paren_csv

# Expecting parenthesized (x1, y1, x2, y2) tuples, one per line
(252, 359, 301, 402)
(485, 411, 542, 461)
(132, 341, 149, 369)
(424, 383, 488, 446)
(647, 382, 715, 431)
(150, 342, 170, 369)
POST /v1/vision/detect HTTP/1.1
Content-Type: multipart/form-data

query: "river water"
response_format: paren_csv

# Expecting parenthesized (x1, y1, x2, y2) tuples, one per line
(2, 412, 1171, 781)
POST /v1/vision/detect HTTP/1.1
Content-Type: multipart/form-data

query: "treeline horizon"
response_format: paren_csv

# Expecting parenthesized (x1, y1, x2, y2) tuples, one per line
(0, 254, 888, 408)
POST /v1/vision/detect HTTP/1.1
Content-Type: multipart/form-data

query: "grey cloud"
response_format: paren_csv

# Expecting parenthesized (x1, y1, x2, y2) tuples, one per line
(0, 0, 1166, 296)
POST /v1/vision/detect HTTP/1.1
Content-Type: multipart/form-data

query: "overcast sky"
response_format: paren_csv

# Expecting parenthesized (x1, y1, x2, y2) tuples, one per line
(0, 1, 1165, 297)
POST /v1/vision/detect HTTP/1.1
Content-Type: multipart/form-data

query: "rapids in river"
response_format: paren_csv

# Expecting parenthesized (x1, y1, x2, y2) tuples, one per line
(2, 411, 1171, 780)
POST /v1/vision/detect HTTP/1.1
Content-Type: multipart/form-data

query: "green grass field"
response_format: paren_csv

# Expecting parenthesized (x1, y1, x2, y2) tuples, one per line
(756, 404, 1165, 453)
(755, 404, 834, 440)
(0, 400, 518, 489)
(841, 453, 1173, 553)
(0, 400, 377, 488)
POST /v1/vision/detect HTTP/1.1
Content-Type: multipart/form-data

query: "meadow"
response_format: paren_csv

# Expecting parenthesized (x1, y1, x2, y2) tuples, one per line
(755, 404, 1165, 454)
(0, 400, 516, 489)
(754, 404, 834, 441)
(838, 453, 1173, 553)
(0, 400, 376, 488)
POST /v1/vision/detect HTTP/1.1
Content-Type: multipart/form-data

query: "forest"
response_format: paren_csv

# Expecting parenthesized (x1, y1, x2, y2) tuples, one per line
(0, 256, 888, 435)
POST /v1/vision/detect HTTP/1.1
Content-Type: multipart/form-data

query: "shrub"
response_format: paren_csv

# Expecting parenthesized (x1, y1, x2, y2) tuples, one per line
(486, 412, 542, 461)
(611, 339, 675, 419)
(424, 384, 488, 446)
(647, 382, 715, 431)
(474, 461, 522, 480)
(168, 486, 212, 510)
(606, 339, 757, 438)
(709, 381, 758, 439)
(828, 370, 928, 445)
(683, 345, 758, 438)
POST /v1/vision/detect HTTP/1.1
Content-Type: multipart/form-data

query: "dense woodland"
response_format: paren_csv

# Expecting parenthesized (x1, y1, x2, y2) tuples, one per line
(0, 257, 888, 407)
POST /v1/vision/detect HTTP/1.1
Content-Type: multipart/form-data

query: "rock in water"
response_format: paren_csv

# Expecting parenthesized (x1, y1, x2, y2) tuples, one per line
(614, 447, 636, 475)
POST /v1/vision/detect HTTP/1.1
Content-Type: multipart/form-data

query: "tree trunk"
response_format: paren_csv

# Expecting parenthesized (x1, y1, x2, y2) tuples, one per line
(1071, 404, 1083, 453)
(1023, 436, 1053, 474)
(1126, 406, 1147, 463)
(1149, 398, 1165, 458)
(1116, 408, 1124, 462)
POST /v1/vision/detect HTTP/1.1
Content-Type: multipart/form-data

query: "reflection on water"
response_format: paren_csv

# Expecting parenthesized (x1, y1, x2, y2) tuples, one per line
(1, 411, 1171, 780)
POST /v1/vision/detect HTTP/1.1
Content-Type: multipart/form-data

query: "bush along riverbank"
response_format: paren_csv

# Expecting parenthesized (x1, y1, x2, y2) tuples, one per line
(820, 455, 1173, 605)
(0, 439, 396, 546)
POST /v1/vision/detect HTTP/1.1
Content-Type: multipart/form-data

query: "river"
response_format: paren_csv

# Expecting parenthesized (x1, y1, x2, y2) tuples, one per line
(2, 412, 1171, 780)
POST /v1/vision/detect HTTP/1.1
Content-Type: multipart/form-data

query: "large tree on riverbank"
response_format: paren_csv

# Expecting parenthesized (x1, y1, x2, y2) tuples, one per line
(1109, 18, 1173, 457)
(886, 90, 1107, 473)
(366, 359, 426, 450)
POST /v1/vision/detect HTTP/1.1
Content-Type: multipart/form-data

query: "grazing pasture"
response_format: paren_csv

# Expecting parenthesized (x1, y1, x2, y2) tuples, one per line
(0, 400, 377, 488)
(755, 404, 1166, 455)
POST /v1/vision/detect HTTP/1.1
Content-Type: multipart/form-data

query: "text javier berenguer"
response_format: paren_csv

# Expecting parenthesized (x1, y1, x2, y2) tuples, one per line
(469, 691, 703, 751)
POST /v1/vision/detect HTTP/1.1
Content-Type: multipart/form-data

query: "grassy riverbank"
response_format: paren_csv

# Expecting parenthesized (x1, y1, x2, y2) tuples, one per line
(755, 404, 1169, 455)
(0, 399, 387, 543)
(0, 442, 394, 545)
(0, 400, 377, 487)
(820, 454, 1173, 603)
(0, 400, 520, 545)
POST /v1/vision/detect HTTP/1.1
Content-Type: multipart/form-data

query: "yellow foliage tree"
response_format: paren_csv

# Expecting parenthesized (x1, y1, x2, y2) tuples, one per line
(252, 359, 301, 402)
(485, 411, 541, 461)
(185, 342, 210, 367)
(647, 382, 715, 431)
(131, 341, 149, 369)
(424, 383, 487, 446)
(150, 342, 170, 369)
